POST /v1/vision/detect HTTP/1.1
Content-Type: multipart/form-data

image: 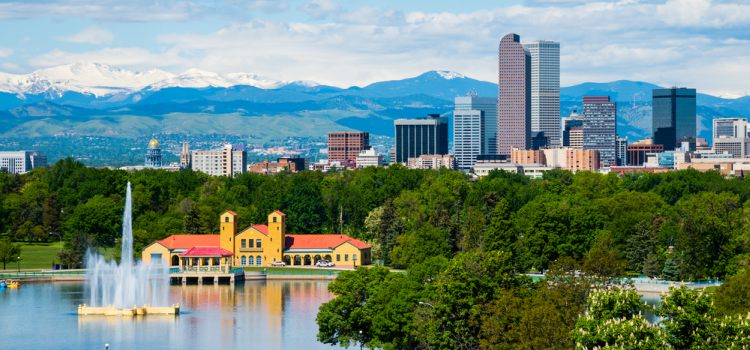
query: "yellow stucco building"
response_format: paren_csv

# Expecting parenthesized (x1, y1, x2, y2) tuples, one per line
(142, 210, 371, 268)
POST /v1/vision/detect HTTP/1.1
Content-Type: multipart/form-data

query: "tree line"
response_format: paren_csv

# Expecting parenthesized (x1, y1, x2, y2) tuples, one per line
(0, 158, 748, 280)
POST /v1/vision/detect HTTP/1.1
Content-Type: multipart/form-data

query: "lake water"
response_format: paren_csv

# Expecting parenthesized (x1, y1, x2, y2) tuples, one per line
(0, 280, 337, 350)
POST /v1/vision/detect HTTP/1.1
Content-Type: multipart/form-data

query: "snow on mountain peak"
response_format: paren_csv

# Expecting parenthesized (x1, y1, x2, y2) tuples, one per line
(434, 70, 466, 80)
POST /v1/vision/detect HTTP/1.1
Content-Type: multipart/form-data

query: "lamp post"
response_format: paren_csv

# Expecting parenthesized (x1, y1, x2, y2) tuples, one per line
(50, 231, 62, 269)
(16, 256, 21, 273)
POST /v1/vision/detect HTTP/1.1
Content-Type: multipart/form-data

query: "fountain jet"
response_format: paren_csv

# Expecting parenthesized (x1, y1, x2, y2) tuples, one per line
(79, 182, 178, 316)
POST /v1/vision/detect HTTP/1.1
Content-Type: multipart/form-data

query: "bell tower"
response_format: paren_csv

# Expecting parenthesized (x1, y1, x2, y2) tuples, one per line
(267, 210, 286, 263)
(220, 210, 238, 254)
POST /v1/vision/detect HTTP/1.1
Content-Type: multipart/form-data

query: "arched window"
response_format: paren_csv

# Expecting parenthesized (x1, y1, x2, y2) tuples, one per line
(256, 256, 262, 266)
(241, 256, 246, 266)
(248, 256, 254, 266)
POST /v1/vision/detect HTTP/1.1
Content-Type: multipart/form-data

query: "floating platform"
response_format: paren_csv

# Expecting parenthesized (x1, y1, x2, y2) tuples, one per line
(78, 304, 180, 316)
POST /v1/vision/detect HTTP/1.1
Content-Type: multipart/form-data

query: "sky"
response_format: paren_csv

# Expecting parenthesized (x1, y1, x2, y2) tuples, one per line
(1, 0, 750, 97)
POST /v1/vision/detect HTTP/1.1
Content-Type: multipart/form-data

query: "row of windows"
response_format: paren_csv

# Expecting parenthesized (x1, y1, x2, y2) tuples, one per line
(240, 255, 263, 266)
(240, 239, 262, 249)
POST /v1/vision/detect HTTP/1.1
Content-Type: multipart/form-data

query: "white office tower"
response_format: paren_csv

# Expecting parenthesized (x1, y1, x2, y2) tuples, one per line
(525, 40, 561, 148)
(713, 118, 750, 158)
(0, 151, 47, 174)
(454, 95, 497, 170)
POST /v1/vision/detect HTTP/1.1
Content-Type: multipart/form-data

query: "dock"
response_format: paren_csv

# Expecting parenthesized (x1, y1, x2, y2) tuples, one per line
(169, 266, 245, 285)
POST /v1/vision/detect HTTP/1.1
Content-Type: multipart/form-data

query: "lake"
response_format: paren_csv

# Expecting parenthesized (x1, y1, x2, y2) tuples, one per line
(0, 280, 337, 350)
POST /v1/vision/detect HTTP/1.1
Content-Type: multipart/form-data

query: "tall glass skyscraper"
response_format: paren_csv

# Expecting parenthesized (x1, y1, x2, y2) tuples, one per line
(454, 95, 497, 161)
(652, 88, 696, 150)
(583, 96, 617, 167)
(525, 40, 560, 148)
(497, 33, 531, 156)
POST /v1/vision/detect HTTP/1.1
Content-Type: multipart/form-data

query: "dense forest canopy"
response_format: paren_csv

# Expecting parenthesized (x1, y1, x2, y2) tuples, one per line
(1, 158, 749, 281)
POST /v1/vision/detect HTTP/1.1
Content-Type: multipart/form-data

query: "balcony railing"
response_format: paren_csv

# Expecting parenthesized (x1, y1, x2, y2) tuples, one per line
(171, 266, 229, 274)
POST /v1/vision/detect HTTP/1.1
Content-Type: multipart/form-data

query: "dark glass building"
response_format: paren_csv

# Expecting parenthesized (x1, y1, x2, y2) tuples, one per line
(652, 88, 696, 151)
(394, 114, 449, 163)
(583, 96, 617, 167)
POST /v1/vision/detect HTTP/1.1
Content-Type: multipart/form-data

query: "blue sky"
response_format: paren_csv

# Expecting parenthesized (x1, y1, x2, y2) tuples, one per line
(1, 0, 749, 97)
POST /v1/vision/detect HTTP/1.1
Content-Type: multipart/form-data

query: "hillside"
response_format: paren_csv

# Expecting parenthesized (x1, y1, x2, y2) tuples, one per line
(0, 64, 749, 143)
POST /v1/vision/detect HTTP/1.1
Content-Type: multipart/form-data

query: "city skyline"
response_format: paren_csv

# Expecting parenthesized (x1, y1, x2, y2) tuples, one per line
(0, 0, 749, 97)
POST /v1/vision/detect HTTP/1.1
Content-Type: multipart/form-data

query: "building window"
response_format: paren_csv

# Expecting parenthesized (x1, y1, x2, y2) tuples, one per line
(225, 217, 229, 222)
(241, 239, 246, 249)
(345, 254, 349, 262)
(256, 256, 262, 266)
(241, 256, 246, 265)
(273, 217, 277, 223)
(256, 239, 262, 249)
(249, 239, 254, 248)
(336, 254, 340, 262)
(249, 256, 254, 266)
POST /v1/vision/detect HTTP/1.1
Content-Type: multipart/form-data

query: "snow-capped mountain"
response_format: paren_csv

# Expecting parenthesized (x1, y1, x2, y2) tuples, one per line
(145, 69, 286, 91)
(0, 63, 295, 96)
(0, 63, 173, 96)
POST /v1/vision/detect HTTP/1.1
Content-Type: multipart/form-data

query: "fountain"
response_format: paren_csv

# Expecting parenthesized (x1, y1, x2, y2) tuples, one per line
(78, 182, 179, 316)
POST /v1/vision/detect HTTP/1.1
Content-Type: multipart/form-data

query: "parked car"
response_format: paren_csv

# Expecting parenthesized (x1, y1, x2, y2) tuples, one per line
(315, 260, 335, 267)
(270, 261, 286, 267)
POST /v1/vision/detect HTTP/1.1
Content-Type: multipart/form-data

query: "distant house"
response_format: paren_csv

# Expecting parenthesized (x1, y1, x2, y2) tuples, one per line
(142, 210, 371, 268)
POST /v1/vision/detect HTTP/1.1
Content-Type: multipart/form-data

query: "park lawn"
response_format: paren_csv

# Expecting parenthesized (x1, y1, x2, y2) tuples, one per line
(13, 241, 64, 271)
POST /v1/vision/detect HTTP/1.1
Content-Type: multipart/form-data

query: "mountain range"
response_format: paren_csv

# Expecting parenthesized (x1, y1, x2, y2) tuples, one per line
(1, 63, 749, 143)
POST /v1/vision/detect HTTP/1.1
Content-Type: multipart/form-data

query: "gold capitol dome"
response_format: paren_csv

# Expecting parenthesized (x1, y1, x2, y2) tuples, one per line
(148, 134, 160, 149)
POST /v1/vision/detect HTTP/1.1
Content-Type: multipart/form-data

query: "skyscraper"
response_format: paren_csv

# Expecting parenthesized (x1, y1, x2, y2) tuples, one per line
(562, 111, 584, 148)
(497, 33, 531, 156)
(583, 96, 617, 167)
(394, 114, 449, 163)
(526, 40, 560, 148)
(453, 95, 497, 170)
(328, 131, 369, 167)
(616, 137, 628, 166)
(652, 88, 696, 151)
(145, 135, 162, 168)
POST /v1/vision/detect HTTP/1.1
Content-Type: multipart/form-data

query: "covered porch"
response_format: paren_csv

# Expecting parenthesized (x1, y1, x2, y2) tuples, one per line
(170, 246, 243, 285)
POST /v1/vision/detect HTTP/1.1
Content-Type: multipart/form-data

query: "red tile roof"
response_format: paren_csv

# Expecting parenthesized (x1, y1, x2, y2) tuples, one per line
(252, 224, 268, 235)
(224, 210, 238, 216)
(156, 234, 219, 250)
(273, 210, 286, 216)
(285, 234, 370, 250)
(180, 246, 234, 257)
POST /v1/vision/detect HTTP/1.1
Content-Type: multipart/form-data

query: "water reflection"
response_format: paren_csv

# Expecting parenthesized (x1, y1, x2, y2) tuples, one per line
(0, 280, 335, 350)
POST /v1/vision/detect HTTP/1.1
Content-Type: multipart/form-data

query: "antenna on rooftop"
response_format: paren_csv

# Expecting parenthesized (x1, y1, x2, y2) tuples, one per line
(467, 89, 477, 97)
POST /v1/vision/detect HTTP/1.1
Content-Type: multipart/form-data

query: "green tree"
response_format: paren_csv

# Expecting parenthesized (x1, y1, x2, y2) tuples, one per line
(713, 268, 750, 316)
(0, 238, 21, 270)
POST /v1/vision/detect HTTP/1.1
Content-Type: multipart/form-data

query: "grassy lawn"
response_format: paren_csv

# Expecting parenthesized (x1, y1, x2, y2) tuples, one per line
(5, 241, 64, 271)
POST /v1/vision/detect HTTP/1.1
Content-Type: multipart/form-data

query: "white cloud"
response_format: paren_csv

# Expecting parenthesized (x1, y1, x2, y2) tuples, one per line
(15, 0, 750, 96)
(28, 47, 186, 70)
(300, 0, 340, 19)
(61, 26, 113, 45)
(0, 48, 13, 58)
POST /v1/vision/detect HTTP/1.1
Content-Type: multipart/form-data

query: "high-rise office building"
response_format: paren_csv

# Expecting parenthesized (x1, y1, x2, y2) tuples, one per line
(526, 40, 560, 148)
(497, 33, 531, 156)
(616, 137, 628, 166)
(145, 136, 162, 168)
(394, 114, 449, 164)
(583, 96, 617, 167)
(0, 151, 46, 174)
(653, 88, 696, 151)
(453, 109, 483, 171)
(192, 144, 247, 177)
(562, 111, 584, 149)
(328, 131, 369, 167)
(454, 95, 497, 155)
(713, 118, 750, 158)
